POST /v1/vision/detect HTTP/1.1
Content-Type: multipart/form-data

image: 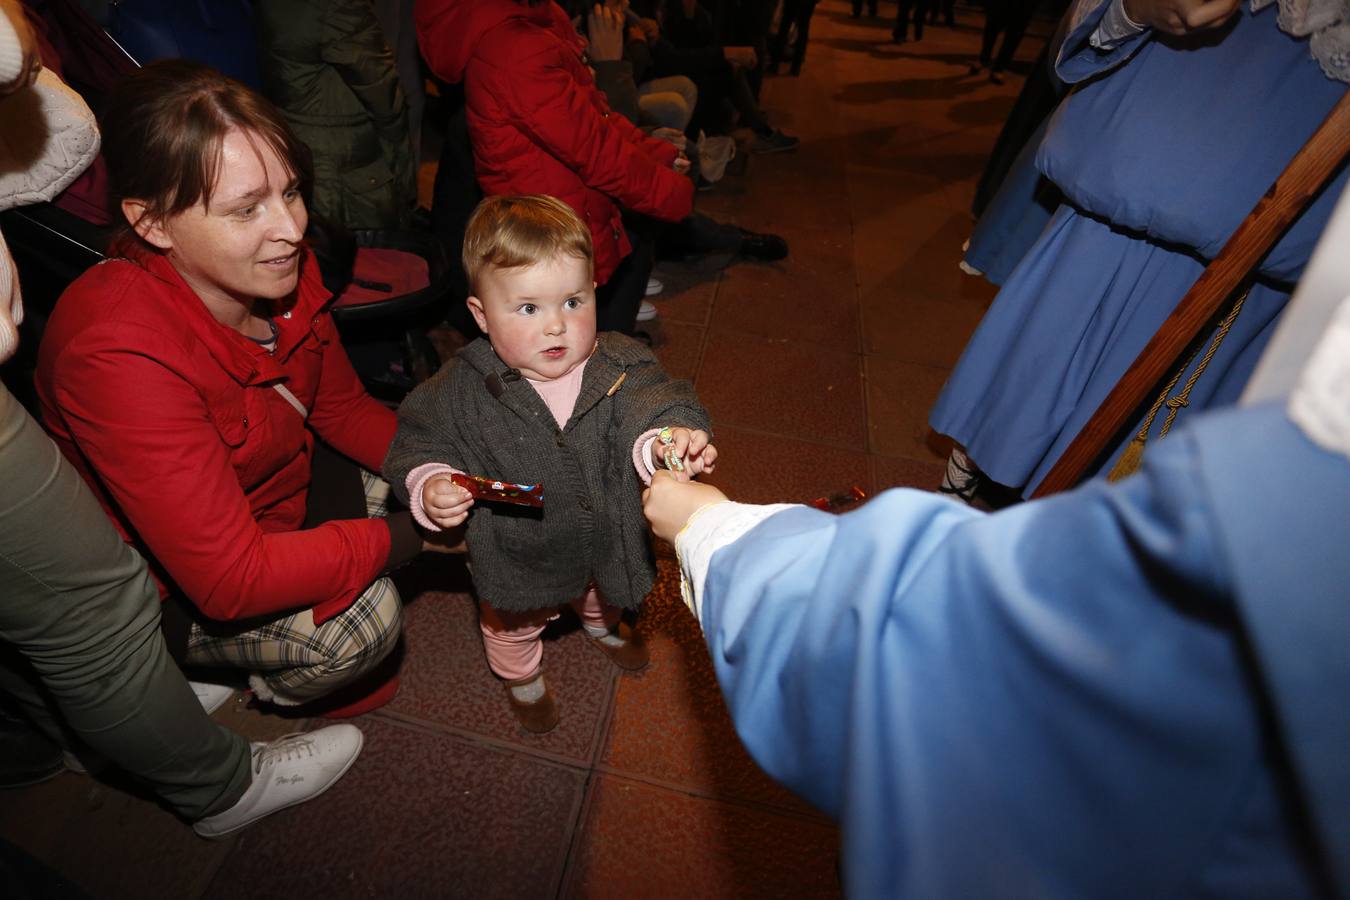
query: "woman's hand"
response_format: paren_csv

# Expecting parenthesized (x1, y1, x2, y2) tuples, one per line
(421, 476, 473, 529)
(643, 471, 729, 542)
(651, 427, 718, 481)
(1123, 0, 1240, 35)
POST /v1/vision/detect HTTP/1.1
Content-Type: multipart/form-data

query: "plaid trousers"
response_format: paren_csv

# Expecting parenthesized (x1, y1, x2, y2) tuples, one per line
(183, 471, 403, 704)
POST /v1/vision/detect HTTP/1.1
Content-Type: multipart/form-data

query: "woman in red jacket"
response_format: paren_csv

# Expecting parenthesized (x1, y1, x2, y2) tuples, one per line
(417, 0, 694, 333)
(35, 61, 425, 714)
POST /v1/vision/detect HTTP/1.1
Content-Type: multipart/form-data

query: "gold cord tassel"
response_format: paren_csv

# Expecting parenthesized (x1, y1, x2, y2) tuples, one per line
(1107, 288, 1249, 482)
(1108, 435, 1148, 482)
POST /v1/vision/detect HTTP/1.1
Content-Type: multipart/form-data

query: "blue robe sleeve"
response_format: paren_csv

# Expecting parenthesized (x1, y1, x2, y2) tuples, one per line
(694, 415, 1325, 898)
(1056, 0, 1152, 83)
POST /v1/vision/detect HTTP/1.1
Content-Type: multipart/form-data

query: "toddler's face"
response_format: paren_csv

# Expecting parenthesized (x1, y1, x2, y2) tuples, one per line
(468, 253, 597, 382)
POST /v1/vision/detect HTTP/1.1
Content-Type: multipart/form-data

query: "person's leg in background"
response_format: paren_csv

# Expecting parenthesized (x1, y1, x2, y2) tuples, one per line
(894, 0, 916, 41)
(637, 75, 698, 132)
(0, 383, 250, 820)
(991, 0, 1037, 81)
(596, 223, 655, 334)
(771, 0, 802, 71)
(788, 0, 820, 75)
(659, 212, 790, 262)
(975, 0, 1003, 72)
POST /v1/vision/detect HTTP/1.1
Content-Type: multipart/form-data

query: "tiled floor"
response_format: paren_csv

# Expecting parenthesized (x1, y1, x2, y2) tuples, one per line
(0, 3, 1043, 897)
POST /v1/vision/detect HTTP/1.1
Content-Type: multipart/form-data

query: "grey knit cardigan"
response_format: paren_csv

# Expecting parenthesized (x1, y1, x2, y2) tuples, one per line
(384, 333, 711, 612)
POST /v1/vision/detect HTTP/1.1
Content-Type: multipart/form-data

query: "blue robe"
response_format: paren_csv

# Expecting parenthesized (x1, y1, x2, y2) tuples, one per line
(697, 403, 1349, 898)
(929, 2, 1349, 495)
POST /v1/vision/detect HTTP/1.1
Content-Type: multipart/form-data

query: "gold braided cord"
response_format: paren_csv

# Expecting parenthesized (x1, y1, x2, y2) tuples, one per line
(1107, 285, 1252, 481)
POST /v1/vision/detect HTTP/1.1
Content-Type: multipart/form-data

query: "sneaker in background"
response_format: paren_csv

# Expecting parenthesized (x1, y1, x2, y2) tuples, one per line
(752, 129, 800, 154)
(636, 300, 659, 322)
(737, 228, 790, 261)
(193, 725, 364, 839)
(644, 277, 664, 297)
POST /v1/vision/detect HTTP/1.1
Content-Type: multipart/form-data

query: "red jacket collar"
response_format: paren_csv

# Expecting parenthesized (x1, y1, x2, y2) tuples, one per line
(122, 244, 330, 387)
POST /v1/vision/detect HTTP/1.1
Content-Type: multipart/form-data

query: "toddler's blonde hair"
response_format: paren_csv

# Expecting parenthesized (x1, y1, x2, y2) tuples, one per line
(462, 195, 593, 295)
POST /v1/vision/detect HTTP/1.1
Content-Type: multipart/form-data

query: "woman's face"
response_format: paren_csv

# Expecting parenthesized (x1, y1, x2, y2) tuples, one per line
(135, 127, 308, 311)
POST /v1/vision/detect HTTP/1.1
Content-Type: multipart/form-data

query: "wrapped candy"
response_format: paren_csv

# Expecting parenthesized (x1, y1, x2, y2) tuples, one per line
(450, 473, 544, 508)
(807, 486, 868, 514)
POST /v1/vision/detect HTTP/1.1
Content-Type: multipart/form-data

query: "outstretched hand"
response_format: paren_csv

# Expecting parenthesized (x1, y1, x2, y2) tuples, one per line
(1123, 0, 1240, 35)
(651, 427, 718, 481)
(643, 471, 729, 542)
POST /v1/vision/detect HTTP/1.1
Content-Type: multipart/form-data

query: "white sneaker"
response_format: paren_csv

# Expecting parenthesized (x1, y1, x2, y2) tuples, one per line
(190, 681, 235, 715)
(192, 725, 364, 839)
(644, 277, 664, 296)
(636, 300, 659, 322)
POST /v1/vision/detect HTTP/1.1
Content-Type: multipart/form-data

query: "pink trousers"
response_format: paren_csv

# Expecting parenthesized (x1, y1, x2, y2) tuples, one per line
(479, 586, 619, 681)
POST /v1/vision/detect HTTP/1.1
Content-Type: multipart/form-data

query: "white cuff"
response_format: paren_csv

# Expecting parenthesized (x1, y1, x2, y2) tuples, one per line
(674, 501, 799, 625)
(1090, 0, 1146, 49)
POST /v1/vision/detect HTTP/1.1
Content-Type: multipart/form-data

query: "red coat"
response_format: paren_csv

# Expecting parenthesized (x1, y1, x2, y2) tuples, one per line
(416, 0, 694, 284)
(36, 248, 397, 624)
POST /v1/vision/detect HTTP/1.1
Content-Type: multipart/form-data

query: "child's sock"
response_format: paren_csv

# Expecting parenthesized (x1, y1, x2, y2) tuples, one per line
(583, 622, 626, 648)
(508, 674, 547, 703)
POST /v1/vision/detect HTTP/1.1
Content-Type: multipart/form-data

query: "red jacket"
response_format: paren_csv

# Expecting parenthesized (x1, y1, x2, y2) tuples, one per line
(416, 0, 694, 284)
(36, 248, 397, 624)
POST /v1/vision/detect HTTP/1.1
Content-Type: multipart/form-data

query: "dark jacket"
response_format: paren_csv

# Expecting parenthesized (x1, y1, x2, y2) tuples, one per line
(258, 0, 417, 230)
(415, 0, 693, 284)
(385, 333, 710, 611)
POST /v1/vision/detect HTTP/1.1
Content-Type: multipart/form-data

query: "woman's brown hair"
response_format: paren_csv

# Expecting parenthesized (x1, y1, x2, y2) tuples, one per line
(101, 59, 312, 244)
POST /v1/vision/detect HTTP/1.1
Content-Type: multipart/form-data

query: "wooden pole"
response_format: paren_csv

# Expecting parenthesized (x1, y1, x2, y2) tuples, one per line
(1031, 90, 1350, 499)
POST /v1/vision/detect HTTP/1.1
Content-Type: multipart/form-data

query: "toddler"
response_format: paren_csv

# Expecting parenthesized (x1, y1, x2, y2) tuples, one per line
(384, 194, 716, 733)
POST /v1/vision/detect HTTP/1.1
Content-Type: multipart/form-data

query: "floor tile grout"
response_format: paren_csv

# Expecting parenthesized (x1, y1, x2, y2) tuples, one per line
(585, 764, 833, 825)
(369, 708, 600, 772)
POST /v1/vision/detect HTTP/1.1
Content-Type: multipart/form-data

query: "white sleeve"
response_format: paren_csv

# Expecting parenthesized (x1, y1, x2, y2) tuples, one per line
(673, 501, 800, 623)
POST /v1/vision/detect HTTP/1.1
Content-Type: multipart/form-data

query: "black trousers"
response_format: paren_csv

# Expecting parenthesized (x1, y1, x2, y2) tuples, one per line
(979, 0, 1038, 71)
(596, 223, 655, 335)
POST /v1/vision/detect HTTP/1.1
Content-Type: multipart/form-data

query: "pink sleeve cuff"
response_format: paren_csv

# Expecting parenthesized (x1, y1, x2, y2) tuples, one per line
(406, 462, 462, 531)
(632, 428, 662, 485)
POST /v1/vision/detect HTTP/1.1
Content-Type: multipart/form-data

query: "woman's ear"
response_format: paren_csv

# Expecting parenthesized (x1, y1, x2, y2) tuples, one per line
(121, 199, 172, 251)
(466, 295, 489, 334)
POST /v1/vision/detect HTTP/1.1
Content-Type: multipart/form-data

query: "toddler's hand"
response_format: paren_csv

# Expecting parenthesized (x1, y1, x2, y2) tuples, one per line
(652, 427, 718, 482)
(421, 476, 474, 529)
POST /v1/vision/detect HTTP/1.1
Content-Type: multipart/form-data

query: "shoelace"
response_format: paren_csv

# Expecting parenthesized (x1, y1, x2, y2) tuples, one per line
(252, 733, 316, 775)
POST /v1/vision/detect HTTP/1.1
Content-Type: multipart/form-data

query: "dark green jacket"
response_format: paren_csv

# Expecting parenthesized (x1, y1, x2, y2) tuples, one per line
(258, 0, 417, 230)
(384, 334, 711, 612)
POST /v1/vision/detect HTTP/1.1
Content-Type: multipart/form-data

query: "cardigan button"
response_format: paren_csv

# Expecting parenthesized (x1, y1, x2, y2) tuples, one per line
(242, 417, 249, 427)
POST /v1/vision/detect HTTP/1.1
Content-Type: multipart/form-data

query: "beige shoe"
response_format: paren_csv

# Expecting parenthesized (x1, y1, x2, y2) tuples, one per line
(503, 672, 560, 734)
(585, 620, 651, 672)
